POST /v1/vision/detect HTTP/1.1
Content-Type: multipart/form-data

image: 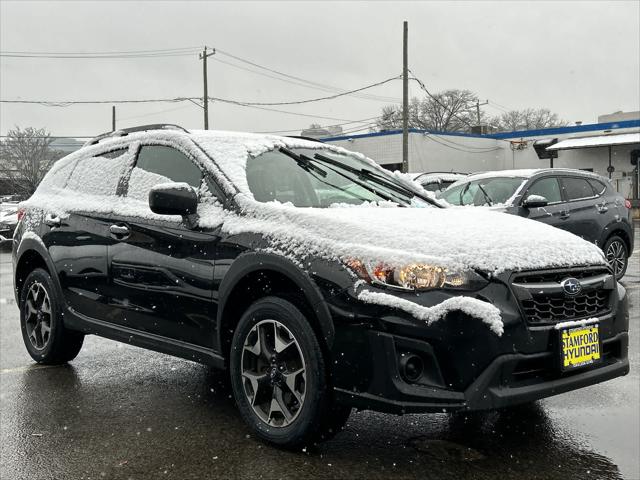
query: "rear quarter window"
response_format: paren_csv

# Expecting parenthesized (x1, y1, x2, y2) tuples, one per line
(587, 179, 607, 196)
(65, 148, 130, 196)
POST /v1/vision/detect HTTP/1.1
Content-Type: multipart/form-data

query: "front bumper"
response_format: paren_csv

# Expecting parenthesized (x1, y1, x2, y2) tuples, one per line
(326, 273, 629, 414)
(332, 327, 628, 414)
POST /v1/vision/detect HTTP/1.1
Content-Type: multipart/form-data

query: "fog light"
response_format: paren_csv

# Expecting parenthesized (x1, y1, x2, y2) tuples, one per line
(400, 354, 424, 382)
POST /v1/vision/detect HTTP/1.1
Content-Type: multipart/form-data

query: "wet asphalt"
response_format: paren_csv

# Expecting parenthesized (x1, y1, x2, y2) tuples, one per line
(0, 232, 639, 480)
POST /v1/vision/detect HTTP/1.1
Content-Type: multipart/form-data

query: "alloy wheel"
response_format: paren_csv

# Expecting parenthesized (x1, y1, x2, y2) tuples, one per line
(23, 282, 52, 351)
(240, 319, 307, 428)
(605, 240, 626, 277)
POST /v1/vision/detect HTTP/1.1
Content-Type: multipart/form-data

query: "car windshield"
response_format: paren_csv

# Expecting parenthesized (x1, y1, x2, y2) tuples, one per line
(438, 177, 526, 206)
(245, 147, 431, 208)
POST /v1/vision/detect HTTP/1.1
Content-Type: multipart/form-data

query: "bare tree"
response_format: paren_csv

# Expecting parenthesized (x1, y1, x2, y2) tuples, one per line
(376, 90, 483, 132)
(0, 127, 63, 196)
(490, 108, 567, 132)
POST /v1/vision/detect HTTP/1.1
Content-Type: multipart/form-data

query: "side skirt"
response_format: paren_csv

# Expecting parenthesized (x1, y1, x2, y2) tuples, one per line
(63, 306, 225, 369)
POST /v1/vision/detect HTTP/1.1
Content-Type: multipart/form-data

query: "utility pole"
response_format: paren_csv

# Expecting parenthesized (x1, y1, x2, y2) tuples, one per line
(199, 46, 216, 129)
(402, 21, 409, 173)
(475, 99, 489, 126)
(111, 106, 116, 131)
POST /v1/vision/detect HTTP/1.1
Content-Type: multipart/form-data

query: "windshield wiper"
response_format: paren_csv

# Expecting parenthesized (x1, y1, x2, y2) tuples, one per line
(476, 183, 494, 206)
(280, 148, 402, 205)
(279, 147, 327, 177)
(312, 153, 413, 200)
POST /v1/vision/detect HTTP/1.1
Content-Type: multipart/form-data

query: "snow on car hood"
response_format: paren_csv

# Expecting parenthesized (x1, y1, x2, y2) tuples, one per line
(223, 196, 606, 274)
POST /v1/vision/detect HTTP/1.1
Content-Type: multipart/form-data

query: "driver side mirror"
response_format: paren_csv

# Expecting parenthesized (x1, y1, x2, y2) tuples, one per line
(523, 194, 548, 208)
(149, 182, 198, 216)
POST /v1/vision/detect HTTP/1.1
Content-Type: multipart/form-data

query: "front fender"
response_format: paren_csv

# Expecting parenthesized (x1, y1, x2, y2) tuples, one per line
(216, 251, 336, 350)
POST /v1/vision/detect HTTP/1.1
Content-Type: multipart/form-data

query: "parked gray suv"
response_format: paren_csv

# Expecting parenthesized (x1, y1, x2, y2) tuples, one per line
(438, 168, 635, 279)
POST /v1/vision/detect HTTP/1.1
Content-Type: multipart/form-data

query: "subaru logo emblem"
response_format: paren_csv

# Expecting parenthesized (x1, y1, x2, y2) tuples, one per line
(561, 277, 582, 296)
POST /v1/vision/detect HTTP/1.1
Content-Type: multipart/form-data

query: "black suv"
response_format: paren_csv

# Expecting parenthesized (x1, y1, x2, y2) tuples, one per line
(438, 169, 635, 278)
(13, 125, 629, 448)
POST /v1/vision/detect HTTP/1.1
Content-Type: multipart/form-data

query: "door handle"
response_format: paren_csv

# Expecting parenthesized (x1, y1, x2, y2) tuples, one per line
(559, 211, 571, 219)
(44, 214, 61, 227)
(109, 224, 130, 238)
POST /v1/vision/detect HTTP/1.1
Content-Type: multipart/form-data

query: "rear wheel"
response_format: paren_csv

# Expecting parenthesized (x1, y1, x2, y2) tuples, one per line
(604, 235, 628, 279)
(230, 296, 349, 448)
(19, 268, 84, 364)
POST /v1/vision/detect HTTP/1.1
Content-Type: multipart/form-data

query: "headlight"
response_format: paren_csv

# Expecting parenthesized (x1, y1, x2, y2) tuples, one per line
(346, 259, 488, 291)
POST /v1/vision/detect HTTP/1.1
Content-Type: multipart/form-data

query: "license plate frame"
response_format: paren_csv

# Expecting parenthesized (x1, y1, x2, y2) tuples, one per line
(559, 324, 602, 372)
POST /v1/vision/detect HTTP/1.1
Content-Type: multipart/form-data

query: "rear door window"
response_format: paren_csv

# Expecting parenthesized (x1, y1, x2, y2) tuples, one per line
(525, 177, 562, 204)
(126, 145, 203, 202)
(561, 177, 596, 201)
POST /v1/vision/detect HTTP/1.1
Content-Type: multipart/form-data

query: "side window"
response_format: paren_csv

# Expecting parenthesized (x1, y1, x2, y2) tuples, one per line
(525, 177, 562, 204)
(561, 177, 596, 201)
(126, 145, 203, 202)
(65, 148, 129, 196)
(588, 179, 607, 196)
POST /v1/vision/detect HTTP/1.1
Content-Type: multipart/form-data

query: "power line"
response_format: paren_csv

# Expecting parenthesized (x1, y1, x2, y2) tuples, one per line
(215, 49, 400, 103)
(0, 46, 201, 55)
(0, 76, 400, 108)
(408, 71, 477, 130)
(0, 46, 202, 59)
(2, 45, 401, 103)
(256, 115, 382, 134)
(214, 76, 401, 106)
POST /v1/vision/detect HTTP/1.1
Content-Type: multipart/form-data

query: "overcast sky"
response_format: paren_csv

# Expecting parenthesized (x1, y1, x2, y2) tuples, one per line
(1, 0, 639, 137)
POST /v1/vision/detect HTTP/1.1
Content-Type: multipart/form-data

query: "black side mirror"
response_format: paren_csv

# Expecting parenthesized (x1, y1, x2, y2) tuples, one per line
(149, 183, 198, 216)
(523, 194, 549, 208)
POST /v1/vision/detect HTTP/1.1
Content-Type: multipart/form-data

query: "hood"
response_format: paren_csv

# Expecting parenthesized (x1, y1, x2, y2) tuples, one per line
(223, 198, 606, 274)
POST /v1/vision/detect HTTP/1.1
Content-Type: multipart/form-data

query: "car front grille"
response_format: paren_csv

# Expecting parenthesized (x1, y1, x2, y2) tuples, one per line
(521, 290, 610, 324)
(511, 267, 613, 325)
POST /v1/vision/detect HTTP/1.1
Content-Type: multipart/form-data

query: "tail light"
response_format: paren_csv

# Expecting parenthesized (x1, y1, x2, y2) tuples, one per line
(17, 207, 26, 221)
(624, 199, 632, 209)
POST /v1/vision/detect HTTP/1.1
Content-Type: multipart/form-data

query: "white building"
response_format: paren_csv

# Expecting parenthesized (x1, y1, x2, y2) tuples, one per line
(322, 113, 640, 201)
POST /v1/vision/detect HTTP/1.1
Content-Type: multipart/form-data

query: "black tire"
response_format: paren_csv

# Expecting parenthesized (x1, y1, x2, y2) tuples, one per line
(229, 296, 348, 448)
(603, 235, 628, 280)
(19, 268, 84, 364)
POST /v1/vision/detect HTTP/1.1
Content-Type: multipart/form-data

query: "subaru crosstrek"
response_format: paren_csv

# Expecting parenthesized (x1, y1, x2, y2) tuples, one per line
(12, 124, 629, 448)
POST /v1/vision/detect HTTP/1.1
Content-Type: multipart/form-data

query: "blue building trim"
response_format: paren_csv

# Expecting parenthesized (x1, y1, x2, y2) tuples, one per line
(321, 119, 640, 143)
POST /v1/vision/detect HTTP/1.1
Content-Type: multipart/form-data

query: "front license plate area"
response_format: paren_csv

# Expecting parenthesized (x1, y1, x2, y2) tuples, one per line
(560, 324, 602, 372)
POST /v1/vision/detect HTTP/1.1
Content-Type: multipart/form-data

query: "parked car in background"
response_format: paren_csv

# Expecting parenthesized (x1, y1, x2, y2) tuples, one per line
(438, 169, 635, 279)
(412, 171, 468, 193)
(0, 202, 20, 242)
(12, 126, 628, 448)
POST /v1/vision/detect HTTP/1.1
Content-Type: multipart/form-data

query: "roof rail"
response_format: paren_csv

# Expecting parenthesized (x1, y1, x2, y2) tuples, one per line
(286, 135, 325, 143)
(83, 124, 189, 147)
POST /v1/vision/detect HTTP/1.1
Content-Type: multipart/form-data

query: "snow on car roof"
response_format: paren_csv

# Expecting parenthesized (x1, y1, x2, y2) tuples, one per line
(26, 128, 607, 276)
(461, 169, 542, 182)
(413, 172, 467, 183)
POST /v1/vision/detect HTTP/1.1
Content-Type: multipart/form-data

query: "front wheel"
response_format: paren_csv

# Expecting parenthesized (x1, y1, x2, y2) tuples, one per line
(19, 268, 84, 364)
(604, 235, 628, 280)
(229, 296, 348, 448)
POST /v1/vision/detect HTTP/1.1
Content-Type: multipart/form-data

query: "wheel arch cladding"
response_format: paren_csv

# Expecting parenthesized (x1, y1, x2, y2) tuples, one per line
(605, 229, 631, 257)
(14, 246, 51, 302)
(217, 252, 335, 363)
